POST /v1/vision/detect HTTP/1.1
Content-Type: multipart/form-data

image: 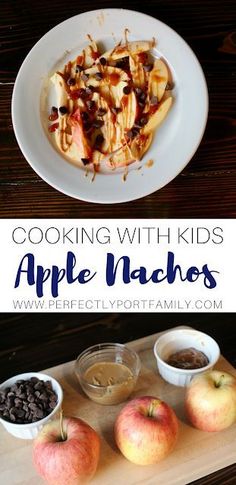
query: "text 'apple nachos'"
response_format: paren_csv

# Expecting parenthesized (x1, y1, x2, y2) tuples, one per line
(48, 36, 173, 172)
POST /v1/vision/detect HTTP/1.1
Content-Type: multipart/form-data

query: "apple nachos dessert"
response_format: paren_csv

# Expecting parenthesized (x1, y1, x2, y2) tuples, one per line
(48, 36, 173, 172)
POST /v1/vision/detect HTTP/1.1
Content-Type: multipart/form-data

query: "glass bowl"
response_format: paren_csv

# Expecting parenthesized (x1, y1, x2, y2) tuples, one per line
(75, 343, 141, 405)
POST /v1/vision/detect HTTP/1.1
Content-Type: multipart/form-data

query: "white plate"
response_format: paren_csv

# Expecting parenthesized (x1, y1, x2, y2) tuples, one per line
(12, 8, 208, 204)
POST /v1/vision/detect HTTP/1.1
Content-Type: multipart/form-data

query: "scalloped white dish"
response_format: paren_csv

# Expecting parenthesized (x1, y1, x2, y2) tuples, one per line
(12, 8, 208, 204)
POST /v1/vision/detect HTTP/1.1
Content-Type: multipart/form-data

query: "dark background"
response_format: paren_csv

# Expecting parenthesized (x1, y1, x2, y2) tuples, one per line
(1, 312, 235, 382)
(1, 0, 236, 217)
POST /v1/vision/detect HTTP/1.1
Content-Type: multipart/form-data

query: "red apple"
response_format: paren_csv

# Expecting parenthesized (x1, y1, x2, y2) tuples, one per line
(33, 416, 100, 485)
(114, 396, 179, 465)
(185, 370, 236, 432)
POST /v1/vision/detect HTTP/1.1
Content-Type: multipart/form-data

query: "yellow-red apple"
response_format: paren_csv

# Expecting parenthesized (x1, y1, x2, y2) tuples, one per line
(114, 395, 179, 465)
(33, 416, 100, 484)
(185, 370, 236, 432)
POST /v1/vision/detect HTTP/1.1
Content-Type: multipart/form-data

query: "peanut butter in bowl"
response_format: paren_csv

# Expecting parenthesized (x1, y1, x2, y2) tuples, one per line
(75, 343, 141, 405)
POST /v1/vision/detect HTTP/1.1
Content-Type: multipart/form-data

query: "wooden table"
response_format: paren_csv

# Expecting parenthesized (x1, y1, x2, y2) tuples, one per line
(1, 0, 236, 217)
(0, 329, 236, 485)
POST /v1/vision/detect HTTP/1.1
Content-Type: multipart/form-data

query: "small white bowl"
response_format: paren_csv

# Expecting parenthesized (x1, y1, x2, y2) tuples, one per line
(0, 372, 63, 439)
(154, 329, 220, 387)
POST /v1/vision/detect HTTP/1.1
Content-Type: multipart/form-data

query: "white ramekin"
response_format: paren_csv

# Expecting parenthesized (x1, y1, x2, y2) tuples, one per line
(0, 372, 63, 439)
(154, 329, 220, 387)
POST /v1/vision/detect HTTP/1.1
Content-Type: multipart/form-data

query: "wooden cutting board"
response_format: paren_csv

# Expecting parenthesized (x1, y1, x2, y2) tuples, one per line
(0, 327, 236, 485)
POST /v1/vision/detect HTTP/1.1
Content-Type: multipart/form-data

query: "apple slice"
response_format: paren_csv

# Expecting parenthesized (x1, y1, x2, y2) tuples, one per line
(91, 92, 115, 154)
(100, 40, 155, 62)
(83, 39, 100, 68)
(113, 91, 137, 151)
(130, 132, 153, 160)
(69, 40, 100, 70)
(143, 97, 173, 134)
(129, 55, 146, 89)
(84, 66, 130, 107)
(107, 144, 134, 168)
(69, 108, 92, 160)
(107, 132, 152, 168)
(50, 73, 68, 105)
(148, 58, 169, 102)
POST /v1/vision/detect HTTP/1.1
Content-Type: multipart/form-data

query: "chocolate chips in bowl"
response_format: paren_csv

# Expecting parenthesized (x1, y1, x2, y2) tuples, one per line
(0, 373, 63, 439)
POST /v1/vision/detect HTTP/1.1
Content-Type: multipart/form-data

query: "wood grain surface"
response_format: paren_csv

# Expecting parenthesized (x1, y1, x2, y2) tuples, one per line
(1, 313, 236, 382)
(0, 313, 236, 484)
(1, 0, 236, 217)
(0, 330, 235, 485)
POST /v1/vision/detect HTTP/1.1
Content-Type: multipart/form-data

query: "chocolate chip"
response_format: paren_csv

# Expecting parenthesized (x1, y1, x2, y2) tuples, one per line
(10, 407, 18, 416)
(95, 72, 103, 80)
(76, 88, 87, 99)
(95, 134, 104, 147)
(85, 86, 94, 96)
(7, 391, 15, 398)
(59, 106, 68, 115)
(67, 77, 76, 86)
(34, 381, 43, 391)
(150, 96, 158, 105)
(86, 100, 96, 111)
(9, 412, 16, 422)
(123, 85, 131, 95)
(14, 398, 23, 407)
(126, 129, 135, 139)
(93, 119, 104, 129)
(81, 111, 90, 122)
(35, 408, 44, 419)
(45, 381, 52, 389)
(165, 81, 174, 90)
(99, 57, 107, 65)
(135, 116, 148, 127)
(139, 92, 146, 102)
(81, 158, 90, 166)
(143, 63, 153, 72)
(126, 127, 140, 139)
(81, 73, 89, 82)
(6, 397, 14, 408)
(134, 87, 143, 97)
(30, 377, 39, 384)
(28, 402, 38, 411)
(116, 57, 129, 70)
(76, 65, 83, 73)
(83, 122, 92, 133)
(16, 409, 25, 418)
(97, 107, 107, 117)
(49, 401, 57, 409)
(111, 107, 121, 115)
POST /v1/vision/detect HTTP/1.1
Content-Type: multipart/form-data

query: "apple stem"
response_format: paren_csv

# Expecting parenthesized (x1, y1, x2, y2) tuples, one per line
(215, 374, 225, 388)
(59, 410, 66, 441)
(148, 399, 160, 418)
